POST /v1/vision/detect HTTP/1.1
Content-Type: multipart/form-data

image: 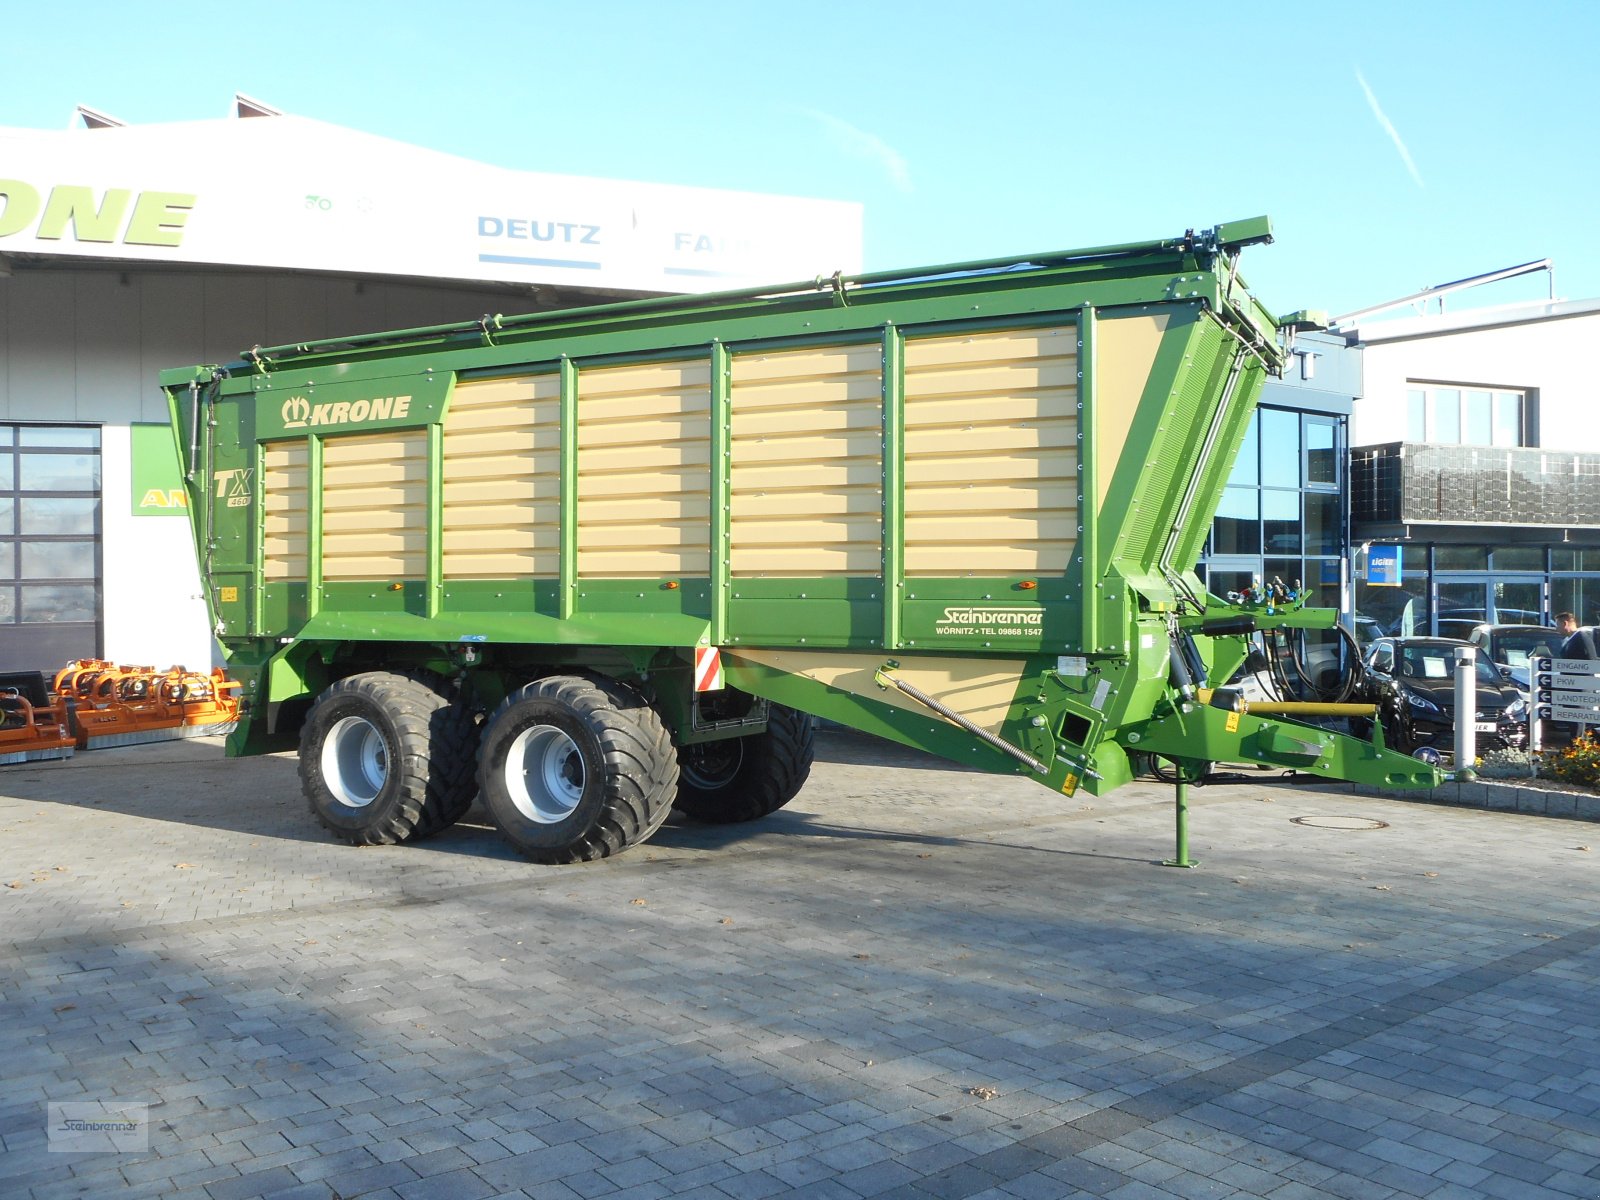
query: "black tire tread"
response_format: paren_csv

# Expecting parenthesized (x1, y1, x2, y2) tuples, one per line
(675, 704, 814, 824)
(300, 673, 440, 846)
(481, 674, 677, 864)
(402, 671, 482, 839)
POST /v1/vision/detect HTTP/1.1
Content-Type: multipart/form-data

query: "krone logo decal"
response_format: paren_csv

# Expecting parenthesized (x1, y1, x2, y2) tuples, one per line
(282, 396, 311, 428)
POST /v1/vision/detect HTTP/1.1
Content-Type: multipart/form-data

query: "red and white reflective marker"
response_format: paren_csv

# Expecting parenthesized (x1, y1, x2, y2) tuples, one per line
(694, 646, 724, 692)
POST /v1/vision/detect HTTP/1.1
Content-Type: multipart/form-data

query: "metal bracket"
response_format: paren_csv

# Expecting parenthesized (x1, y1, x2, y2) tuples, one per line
(815, 270, 850, 307)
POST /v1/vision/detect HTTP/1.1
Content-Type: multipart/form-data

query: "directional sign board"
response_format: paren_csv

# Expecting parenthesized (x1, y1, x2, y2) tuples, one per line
(1533, 658, 1600, 722)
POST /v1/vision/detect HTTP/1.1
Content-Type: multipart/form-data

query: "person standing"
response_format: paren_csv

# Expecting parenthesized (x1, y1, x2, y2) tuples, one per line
(1560, 612, 1597, 660)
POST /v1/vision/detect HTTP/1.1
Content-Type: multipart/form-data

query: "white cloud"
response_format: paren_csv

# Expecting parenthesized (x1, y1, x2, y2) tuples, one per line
(795, 107, 913, 194)
(1356, 68, 1424, 189)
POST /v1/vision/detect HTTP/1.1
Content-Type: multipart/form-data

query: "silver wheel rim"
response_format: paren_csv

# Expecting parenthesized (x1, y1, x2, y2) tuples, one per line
(323, 715, 388, 807)
(506, 724, 585, 823)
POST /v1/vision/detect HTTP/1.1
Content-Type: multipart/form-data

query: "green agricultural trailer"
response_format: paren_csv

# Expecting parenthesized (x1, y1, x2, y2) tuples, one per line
(162, 218, 1440, 865)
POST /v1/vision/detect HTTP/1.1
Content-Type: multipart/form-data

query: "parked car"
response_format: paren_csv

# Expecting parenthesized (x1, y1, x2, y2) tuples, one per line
(1356, 637, 1529, 756)
(1466, 623, 1561, 694)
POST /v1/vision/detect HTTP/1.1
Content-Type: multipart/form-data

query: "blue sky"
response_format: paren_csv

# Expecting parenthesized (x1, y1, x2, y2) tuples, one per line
(7, 0, 1596, 319)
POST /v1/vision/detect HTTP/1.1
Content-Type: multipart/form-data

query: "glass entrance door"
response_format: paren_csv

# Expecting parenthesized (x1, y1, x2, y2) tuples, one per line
(1434, 575, 1546, 639)
(0, 425, 103, 673)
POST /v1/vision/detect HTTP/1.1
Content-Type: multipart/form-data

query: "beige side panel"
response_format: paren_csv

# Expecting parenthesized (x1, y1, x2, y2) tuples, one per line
(443, 373, 561, 579)
(1094, 313, 1172, 506)
(728, 648, 1027, 735)
(577, 360, 710, 578)
(262, 440, 308, 582)
(730, 342, 882, 577)
(903, 326, 1078, 576)
(322, 431, 429, 580)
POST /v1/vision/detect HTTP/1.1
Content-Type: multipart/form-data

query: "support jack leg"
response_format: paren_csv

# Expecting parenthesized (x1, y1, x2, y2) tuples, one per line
(1163, 778, 1198, 868)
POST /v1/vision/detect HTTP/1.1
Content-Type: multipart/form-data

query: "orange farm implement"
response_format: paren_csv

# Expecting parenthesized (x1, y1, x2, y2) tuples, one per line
(0, 662, 241, 762)
(0, 672, 76, 765)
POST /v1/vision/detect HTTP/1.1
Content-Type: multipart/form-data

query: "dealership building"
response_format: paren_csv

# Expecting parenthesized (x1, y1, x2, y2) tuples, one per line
(0, 98, 861, 672)
(1199, 263, 1600, 642)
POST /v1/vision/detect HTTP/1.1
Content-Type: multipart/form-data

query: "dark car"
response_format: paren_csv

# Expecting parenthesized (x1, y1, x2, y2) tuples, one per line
(1357, 637, 1529, 756)
(1466, 623, 1560, 695)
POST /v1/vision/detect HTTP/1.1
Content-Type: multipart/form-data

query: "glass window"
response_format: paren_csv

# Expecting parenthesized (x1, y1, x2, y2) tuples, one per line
(1434, 545, 1488, 571)
(0, 589, 13, 623)
(1306, 419, 1337, 487)
(19, 497, 99, 537)
(1407, 384, 1527, 447)
(1491, 546, 1545, 572)
(1493, 579, 1544, 626)
(1464, 391, 1492, 445)
(19, 453, 100, 491)
(19, 584, 97, 623)
(1433, 389, 1461, 442)
(1207, 567, 1257, 599)
(1263, 490, 1300, 554)
(1493, 392, 1520, 446)
(0, 457, 11, 490)
(1357, 574, 1429, 639)
(0, 498, 12, 536)
(1264, 557, 1303, 588)
(0, 426, 13, 446)
(19, 426, 99, 448)
(0, 545, 12, 580)
(1554, 578, 1600, 626)
(1228, 415, 1260, 486)
(1213, 488, 1261, 555)
(21, 541, 96, 580)
(1304, 492, 1341, 556)
(1261, 409, 1299, 488)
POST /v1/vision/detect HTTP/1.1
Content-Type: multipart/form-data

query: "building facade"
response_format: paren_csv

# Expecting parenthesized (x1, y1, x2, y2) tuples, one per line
(1344, 298, 1600, 637)
(0, 100, 861, 672)
(1201, 330, 1354, 615)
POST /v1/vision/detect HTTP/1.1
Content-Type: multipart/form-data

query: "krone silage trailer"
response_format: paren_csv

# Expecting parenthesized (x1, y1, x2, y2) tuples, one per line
(162, 218, 1440, 865)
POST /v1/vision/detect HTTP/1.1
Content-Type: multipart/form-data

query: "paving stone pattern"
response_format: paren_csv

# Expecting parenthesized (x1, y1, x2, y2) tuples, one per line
(2, 731, 1599, 1199)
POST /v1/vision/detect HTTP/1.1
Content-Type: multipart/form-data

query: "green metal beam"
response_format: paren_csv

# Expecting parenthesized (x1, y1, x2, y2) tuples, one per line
(1078, 305, 1098, 655)
(882, 323, 904, 651)
(559, 356, 579, 621)
(709, 340, 731, 646)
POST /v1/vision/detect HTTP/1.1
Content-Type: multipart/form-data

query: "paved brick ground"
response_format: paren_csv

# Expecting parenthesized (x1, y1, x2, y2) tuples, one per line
(3, 730, 1599, 1199)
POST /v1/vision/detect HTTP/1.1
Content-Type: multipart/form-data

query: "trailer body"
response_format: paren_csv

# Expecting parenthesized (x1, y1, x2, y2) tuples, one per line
(163, 219, 1439, 861)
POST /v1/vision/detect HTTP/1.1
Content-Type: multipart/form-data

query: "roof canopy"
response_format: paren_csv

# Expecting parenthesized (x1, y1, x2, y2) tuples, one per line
(0, 110, 862, 293)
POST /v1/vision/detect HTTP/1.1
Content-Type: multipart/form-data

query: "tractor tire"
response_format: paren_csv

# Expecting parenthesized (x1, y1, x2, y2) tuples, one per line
(405, 672, 482, 838)
(674, 704, 814, 824)
(299, 671, 472, 846)
(478, 674, 677, 864)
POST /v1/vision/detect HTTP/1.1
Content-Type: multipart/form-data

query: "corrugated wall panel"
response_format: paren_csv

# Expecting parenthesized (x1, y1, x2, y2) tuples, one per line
(442, 374, 561, 579)
(577, 361, 710, 578)
(322, 431, 429, 579)
(903, 326, 1077, 576)
(730, 343, 882, 577)
(262, 441, 308, 582)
